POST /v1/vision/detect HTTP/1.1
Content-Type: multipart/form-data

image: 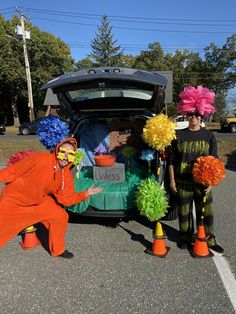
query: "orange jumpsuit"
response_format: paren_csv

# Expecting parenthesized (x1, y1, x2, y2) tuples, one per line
(0, 138, 89, 256)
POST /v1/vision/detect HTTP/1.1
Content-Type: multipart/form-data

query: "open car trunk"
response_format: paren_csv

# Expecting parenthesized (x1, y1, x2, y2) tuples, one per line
(41, 67, 172, 218)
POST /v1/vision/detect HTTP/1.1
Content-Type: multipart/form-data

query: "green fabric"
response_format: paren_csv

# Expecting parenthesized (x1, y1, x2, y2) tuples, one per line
(66, 167, 150, 213)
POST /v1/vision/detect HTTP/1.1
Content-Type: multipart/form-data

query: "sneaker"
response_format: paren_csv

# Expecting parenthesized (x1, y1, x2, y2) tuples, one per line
(209, 244, 224, 254)
(58, 250, 74, 259)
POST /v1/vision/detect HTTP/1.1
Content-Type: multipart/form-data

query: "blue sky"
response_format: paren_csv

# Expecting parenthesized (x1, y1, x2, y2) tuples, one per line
(1, 0, 235, 62)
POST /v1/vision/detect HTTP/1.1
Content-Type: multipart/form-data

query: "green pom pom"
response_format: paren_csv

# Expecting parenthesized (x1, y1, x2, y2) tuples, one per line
(136, 178, 168, 221)
(73, 150, 84, 166)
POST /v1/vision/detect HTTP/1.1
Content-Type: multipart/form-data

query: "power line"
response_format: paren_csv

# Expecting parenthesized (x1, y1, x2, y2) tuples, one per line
(66, 41, 232, 52)
(30, 16, 234, 34)
(0, 7, 15, 11)
(0, 9, 15, 15)
(22, 7, 236, 23)
(19, 8, 236, 27)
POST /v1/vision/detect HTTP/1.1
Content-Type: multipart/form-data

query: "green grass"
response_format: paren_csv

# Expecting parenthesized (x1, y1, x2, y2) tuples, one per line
(0, 139, 46, 162)
(205, 122, 220, 131)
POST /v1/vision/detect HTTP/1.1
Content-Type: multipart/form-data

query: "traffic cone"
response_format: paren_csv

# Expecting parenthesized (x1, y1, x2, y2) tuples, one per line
(190, 222, 213, 258)
(19, 226, 41, 250)
(145, 221, 170, 257)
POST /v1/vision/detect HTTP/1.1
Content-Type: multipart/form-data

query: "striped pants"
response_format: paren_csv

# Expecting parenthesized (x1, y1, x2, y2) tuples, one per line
(176, 182, 216, 246)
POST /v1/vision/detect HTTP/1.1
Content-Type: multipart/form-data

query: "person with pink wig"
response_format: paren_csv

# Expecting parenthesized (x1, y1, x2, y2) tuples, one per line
(168, 85, 224, 253)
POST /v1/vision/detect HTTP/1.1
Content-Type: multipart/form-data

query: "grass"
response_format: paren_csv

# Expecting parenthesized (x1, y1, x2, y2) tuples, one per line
(205, 122, 220, 130)
(1, 124, 235, 169)
(0, 126, 46, 163)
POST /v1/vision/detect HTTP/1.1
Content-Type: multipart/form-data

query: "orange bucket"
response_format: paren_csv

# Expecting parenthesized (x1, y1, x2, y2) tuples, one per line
(94, 155, 116, 167)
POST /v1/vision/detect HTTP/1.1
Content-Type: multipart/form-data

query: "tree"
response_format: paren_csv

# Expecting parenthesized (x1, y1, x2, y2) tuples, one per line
(166, 104, 178, 117)
(0, 16, 26, 124)
(212, 93, 227, 121)
(203, 34, 236, 94)
(90, 15, 123, 66)
(133, 42, 167, 71)
(164, 49, 205, 103)
(75, 57, 96, 69)
(0, 15, 74, 124)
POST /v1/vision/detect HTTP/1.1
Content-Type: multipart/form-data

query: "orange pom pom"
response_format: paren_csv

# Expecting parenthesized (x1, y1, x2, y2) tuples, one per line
(192, 156, 225, 186)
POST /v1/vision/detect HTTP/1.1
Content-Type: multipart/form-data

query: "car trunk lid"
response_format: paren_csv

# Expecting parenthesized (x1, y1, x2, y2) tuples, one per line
(41, 67, 167, 118)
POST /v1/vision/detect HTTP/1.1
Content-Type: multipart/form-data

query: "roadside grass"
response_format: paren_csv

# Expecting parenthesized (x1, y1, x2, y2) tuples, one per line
(1, 124, 235, 168)
(0, 139, 46, 163)
(205, 122, 220, 131)
(4, 125, 19, 135)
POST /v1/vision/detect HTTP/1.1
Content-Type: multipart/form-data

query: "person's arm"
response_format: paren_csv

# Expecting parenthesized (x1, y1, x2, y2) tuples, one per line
(167, 139, 178, 193)
(168, 164, 177, 193)
(54, 170, 103, 207)
(209, 132, 218, 157)
(204, 132, 217, 194)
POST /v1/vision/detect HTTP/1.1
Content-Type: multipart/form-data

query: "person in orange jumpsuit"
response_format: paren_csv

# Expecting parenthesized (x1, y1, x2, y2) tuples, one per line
(0, 137, 103, 259)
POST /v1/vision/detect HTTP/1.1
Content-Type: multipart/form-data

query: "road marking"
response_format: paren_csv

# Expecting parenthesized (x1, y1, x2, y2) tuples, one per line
(193, 205, 236, 311)
(212, 252, 236, 312)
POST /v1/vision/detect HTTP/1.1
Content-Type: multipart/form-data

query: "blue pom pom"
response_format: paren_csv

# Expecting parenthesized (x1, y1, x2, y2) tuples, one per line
(37, 115, 70, 151)
(140, 149, 155, 162)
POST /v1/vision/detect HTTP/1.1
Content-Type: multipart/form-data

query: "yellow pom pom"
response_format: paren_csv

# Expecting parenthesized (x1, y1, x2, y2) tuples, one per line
(142, 114, 176, 151)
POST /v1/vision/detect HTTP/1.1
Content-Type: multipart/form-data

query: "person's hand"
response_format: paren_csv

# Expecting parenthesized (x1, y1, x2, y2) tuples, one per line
(204, 185, 212, 194)
(87, 185, 103, 196)
(170, 180, 177, 193)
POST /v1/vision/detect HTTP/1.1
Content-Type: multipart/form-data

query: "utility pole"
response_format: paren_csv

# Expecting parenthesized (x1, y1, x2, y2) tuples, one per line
(16, 9, 35, 121)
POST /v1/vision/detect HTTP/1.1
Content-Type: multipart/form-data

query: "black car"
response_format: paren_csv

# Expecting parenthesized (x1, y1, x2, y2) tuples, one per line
(19, 118, 42, 135)
(41, 67, 169, 218)
(0, 124, 6, 134)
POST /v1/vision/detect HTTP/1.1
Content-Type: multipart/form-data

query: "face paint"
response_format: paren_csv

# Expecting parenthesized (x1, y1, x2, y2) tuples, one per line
(57, 147, 76, 162)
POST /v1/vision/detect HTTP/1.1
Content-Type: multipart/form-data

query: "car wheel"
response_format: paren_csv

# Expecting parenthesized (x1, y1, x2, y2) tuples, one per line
(21, 127, 30, 135)
(230, 124, 236, 133)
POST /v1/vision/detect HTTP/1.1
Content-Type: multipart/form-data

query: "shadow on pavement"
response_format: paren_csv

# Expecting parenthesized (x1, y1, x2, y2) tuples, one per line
(68, 211, 121, 229)
(118, 223, 152, 251)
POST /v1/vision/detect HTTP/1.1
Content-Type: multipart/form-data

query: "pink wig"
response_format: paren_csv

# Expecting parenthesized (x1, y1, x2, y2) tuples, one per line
(177, 85, 216, 116)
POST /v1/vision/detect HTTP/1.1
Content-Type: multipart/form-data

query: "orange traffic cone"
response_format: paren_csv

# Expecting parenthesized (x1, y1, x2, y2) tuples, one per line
(145, 221, 170, 257)
(19, 226, 41, 250)
(190, 223, 213, 258)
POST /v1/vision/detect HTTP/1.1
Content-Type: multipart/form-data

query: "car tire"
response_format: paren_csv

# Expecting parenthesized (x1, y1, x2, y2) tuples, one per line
(230, 124, 236, 133)
(21, 127, 30, 135)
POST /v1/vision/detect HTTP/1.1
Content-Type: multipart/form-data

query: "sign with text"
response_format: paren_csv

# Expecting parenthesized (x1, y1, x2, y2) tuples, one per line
(93, 163, 125, 183)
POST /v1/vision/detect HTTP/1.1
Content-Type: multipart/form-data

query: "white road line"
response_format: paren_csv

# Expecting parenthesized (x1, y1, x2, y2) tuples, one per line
(193, 204, 236, 311)
(212, 252, 236, 312)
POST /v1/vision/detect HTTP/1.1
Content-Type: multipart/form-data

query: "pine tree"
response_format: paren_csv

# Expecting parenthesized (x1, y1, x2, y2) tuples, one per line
(90, 15, 123, 66)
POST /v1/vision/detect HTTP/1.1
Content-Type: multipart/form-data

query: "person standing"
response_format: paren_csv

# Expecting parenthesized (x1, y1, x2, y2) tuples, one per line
(168, 86, 224, 253)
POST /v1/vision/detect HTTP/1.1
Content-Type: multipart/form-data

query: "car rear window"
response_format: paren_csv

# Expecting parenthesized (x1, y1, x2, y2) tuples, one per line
(67, 88, 153, 102)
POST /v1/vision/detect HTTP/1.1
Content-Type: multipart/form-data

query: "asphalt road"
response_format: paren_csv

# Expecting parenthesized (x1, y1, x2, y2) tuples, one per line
(0, 164, 236, 313)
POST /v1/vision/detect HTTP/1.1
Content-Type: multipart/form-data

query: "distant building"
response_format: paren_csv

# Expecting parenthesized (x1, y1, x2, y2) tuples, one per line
(43, 88, 60, 116)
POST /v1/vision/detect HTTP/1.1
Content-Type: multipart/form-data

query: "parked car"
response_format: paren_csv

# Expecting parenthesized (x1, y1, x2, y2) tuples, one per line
(174, 115, 205, 130)
(41, 67, 169, 218)
(0, 124, 6, 134)
(19, 118, 43, 135)
(220, 117, 236, 133)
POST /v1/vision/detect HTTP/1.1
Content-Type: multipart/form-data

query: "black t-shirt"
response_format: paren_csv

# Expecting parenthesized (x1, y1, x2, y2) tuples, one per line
(169, 127, 217, 181)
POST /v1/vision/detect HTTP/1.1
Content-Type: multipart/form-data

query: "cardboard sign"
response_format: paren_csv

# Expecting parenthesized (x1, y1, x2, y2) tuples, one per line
(93, 163, 125, 183)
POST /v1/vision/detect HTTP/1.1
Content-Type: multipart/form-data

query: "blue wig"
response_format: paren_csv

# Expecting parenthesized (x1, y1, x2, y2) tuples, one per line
(37, 115, 70, 151)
